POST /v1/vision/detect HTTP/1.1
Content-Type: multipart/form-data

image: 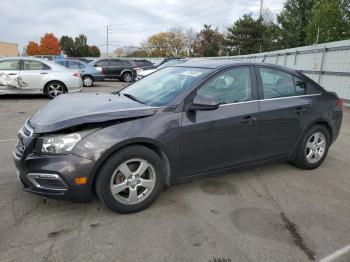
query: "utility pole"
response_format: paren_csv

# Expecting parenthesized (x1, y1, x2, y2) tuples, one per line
(259, 0, 264, 17)
(106, 25, 112, 57)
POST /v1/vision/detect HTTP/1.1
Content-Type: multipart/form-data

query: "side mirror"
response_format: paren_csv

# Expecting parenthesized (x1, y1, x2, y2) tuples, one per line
(188, 94, 219, 111)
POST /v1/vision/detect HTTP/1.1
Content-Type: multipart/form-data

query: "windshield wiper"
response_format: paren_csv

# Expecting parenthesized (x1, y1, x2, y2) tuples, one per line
(123, 93, 146, 105)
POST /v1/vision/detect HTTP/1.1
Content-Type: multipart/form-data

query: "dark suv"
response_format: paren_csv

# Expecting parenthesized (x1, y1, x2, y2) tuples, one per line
(13, 60, 343, 213)
(89, 58, 139, 82)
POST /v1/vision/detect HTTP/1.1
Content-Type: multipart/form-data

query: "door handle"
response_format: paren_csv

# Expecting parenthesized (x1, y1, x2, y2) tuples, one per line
(40, 72, 48, 75)
(7, 73, 17, 76)
(240, 115, 256, 124)
(294, 107, 308, 114)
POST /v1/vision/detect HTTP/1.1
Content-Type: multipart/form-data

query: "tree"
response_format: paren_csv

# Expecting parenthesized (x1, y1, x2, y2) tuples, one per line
(39, 33, 61, 55)
(306, 0, 350, 44)
(26, 41, 40, 55)
(74, 34, 90, 57)
(194, 24, 224, 57)
(184, 28, 198, 56)
(277, 0, 315, 48)
(226, 14, 272, 55)
(89, 45, 100, 57)
(60, 36, 75, 56)
(167, 28, 186, 56)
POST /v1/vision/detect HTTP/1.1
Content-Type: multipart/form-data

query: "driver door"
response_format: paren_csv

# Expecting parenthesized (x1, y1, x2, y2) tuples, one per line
(179, 66, 259, 177)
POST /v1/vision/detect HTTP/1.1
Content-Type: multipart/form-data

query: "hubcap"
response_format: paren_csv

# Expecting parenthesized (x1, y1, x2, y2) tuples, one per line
(124, 73, 132, 82)
(48, 83, 64, 97)
(305, 132, 326, 164)
(110, 158, 156, 205)
(83, 77, 93, 86)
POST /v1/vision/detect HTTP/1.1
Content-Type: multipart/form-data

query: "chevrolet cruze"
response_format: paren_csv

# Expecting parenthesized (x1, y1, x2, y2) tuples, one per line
(13, 60, 343, 213)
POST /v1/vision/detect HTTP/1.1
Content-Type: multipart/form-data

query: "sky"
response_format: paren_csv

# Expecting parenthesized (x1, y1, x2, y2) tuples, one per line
(0, 0, 284, 53)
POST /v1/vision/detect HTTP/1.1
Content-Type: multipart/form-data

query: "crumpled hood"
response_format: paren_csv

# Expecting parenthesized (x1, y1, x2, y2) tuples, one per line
(30, 93, 158, 133)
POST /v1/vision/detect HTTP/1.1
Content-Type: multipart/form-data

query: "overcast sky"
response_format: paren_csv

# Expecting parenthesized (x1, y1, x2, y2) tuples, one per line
(0, 0, 284, 53)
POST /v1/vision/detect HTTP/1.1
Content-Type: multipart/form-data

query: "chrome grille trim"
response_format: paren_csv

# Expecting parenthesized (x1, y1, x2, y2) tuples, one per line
(19, 119, 34, 138)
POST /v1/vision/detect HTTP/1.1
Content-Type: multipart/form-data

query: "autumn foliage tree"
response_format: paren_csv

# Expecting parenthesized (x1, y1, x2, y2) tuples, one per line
(39, 33, 61, 55)
(26, 41, 40, 55)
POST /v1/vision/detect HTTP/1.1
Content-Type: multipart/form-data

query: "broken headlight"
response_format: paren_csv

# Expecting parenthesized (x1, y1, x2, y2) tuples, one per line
(36, 129, 96, 154)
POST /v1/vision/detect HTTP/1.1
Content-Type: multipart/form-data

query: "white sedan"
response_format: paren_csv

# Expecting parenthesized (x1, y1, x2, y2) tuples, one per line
(0, 57, 83, 98)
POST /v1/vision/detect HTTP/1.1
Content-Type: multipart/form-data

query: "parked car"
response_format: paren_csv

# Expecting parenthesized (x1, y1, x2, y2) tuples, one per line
(0, 57, 82, 98)
(136, 59, 187, 80)
(13, 60, 343, 213)
(67, 57, 92, 64)
(55, 59, 104, 87)
(89, 58, 140, 82)
(132, 59, 156, 70)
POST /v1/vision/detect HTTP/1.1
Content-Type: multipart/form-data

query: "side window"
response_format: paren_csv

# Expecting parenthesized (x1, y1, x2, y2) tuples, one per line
(23, 60, 51, 70)
(295, 78, 307, 95)
(0, 60, 20, 70)
(68, 61, 82, 69)
(110, 60, 122, 66)
(197, 67, 252, 104)
(122, 61, 132, 66)
(96, 60, 109, 67)
(259, 68, 306, 98)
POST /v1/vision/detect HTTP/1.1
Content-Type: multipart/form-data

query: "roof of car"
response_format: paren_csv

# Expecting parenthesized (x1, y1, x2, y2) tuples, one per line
(174, 59, 298, 73)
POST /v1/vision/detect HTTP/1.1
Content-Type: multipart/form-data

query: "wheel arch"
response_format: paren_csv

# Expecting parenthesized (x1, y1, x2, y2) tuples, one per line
(89, 139, 172, 194)
(305, 119, 333, 143)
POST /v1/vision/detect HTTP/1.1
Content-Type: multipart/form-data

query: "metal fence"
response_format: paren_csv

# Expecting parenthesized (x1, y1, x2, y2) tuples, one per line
(202, 39, 350, 101)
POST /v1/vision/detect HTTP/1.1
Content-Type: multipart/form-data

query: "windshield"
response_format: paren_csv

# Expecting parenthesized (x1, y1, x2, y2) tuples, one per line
(120, 66, 209, 106)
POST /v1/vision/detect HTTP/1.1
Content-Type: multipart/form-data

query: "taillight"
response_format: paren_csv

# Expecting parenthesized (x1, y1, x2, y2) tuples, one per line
(73, 72, 80, 77)
(336, 98, 343, 110)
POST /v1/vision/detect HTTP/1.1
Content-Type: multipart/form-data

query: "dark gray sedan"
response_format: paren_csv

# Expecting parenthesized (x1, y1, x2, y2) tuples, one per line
(13, 60, 343, 213)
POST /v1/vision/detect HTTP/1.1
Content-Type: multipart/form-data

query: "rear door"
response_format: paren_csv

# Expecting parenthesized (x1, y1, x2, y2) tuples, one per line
(256, 66, 311, 160)
(0, 59, 21, 91)
(106, 59, 123, 78)
(180, 66, 259, 176)
(20, 60, 51, 90)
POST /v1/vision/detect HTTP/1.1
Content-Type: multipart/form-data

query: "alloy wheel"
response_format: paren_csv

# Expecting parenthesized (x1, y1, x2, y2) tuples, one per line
(48, 83, 64, 97)
(305, 132, 326, 164)
(109, 158, 156, 205)
(123, 73, 132, 82)
(83, 76, 93, 87)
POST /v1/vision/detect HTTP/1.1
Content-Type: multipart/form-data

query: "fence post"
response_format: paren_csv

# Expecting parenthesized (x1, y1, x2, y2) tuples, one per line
(293, 51, 298, 69)
(318, 47, 327, 84)
(283, 52, 287, 66)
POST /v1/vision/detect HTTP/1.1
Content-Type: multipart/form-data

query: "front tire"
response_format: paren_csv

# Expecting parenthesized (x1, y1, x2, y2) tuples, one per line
(82, 75, 94, 87)
(292, 125, 330, 169)
(96, 145, 165, 213)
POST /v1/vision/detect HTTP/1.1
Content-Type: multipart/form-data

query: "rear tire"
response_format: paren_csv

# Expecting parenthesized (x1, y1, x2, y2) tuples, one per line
(96, 145, 165, 213)
(82, 75, 94, 87)
(291, 125, 330, 169)
(44, 81, 67, 99)
(122, 72, 133, 82)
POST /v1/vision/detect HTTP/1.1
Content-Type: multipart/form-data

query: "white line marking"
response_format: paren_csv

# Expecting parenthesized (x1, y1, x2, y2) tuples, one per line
(0, 139, 17, 142)
(319, 244, 350, 262)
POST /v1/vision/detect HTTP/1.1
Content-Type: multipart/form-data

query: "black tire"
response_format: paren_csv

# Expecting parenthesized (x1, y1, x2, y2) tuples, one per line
(82, 75, 94, 87)
(291, 125, 331, 169)
(122, 72, 133, 82)
(96, 145, 165, 213)
(44, 81, 67, 99)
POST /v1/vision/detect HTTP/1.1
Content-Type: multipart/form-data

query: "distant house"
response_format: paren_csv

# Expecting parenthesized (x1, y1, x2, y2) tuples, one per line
(0, 41, 19, 57)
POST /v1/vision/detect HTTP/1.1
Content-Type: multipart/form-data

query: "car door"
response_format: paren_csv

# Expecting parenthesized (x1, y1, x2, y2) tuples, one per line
(180, 66, 259, 177)
(107, 59, 123, 77)
(0, 59, 21, 91)
(255, 66, 311, 160)
(20, 60, 51, 90)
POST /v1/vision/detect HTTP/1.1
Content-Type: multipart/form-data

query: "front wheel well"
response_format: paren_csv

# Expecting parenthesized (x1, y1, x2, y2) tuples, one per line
(91, 142, 172, 194)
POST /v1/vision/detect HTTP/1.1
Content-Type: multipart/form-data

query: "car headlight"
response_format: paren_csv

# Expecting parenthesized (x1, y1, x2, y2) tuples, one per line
(36, 129, 96, 154)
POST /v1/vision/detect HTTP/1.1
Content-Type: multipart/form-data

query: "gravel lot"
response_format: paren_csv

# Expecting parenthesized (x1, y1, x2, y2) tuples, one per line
(0, 80, 349, 262)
